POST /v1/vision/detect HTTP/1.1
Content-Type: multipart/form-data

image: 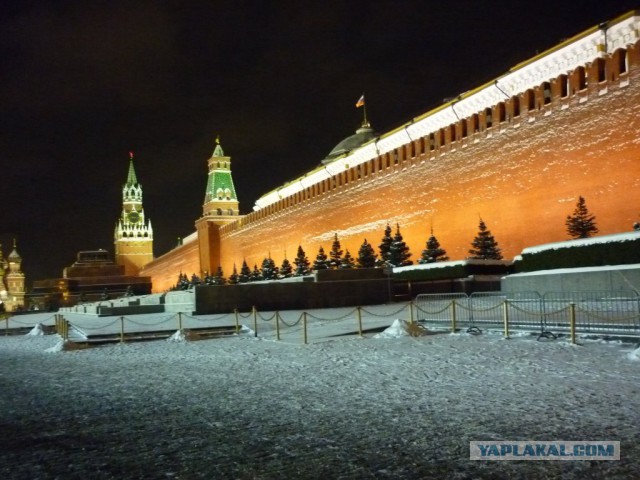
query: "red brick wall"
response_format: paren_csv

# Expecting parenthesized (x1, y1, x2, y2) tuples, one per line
(139, 239, 199, 292)
(145, 42, 640, 292)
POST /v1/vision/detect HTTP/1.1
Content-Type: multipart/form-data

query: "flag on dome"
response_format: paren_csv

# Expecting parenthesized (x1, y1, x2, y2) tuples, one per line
(355, 94, 365, 108)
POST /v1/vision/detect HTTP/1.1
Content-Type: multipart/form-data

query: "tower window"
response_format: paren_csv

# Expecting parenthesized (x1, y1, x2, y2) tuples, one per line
(595, 58, 606, 83)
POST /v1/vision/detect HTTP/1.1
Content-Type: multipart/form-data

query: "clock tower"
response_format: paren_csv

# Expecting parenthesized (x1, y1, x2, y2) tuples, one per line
(114, 152, 154, 276)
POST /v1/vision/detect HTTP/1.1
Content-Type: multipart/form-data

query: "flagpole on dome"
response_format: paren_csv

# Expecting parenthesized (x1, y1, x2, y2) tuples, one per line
(355, 93, 369, 127)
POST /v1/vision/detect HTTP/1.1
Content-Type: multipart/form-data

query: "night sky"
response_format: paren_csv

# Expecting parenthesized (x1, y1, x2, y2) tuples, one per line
(1, 0, 637, 286)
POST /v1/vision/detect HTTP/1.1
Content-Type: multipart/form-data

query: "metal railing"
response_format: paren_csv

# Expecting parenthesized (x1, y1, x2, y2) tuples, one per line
(415, 290, 640, 339)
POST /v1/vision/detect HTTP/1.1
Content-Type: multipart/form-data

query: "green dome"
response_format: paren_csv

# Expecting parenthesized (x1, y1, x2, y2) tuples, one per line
(322, 125, 376, 164)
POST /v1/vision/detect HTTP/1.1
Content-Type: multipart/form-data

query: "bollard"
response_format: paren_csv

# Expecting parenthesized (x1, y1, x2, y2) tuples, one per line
(357, 306, 363, 337)
(275, 311, 281, 341)
(569, 302, 576, 344)
(120, 316, 125, 343)
(409, 300, 414, 324)
(503, 300, 510, 338)
(178, 312, 183, 331)
(451, 300, 457, 333)
(252, 306, 258, 338)
(303, 312, 308, 345)
(234, 309, 240, 334)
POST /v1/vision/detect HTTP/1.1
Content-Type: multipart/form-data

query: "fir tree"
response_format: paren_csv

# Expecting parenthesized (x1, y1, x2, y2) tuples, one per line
(239, 260, 251, 283)
(279, 257, 293, 278)
(250, 264, 263, 282)
(313, 246, 330, 270)
(213, 266, 226, 285)
(565, 196, 599, 239)
(388, 223, 413, 267)
(357, 239, 378, 268)
(228, 264, 239, 284)
(469, 219, 503, 260)
(419, 229, 449, 264)
(261, 256, 278, 280)
(293, 245, 311, 276)
(328, 233, 343, 269)
(376, 224, 393, 267)
(340, 249, 355, 269)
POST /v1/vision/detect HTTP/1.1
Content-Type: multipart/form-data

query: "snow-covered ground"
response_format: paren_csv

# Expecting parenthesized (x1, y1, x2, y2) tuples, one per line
(1, 324, 639, 479)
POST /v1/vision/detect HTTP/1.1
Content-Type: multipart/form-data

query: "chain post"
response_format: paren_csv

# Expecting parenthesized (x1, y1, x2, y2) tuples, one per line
(451, 300, 457, 333)
(234, 308, 239, 334)
(409, 300, 414, 324)
(357, 306, 363, 337)
(303, 312, 308, 345)
(253, 306, 258, 338)
(275, 311, 281, 341)
(569, 302, 576, 344)
(503, 300, 510, 338)
(178, 312, 183, 331)
(120, 316, 125, 343)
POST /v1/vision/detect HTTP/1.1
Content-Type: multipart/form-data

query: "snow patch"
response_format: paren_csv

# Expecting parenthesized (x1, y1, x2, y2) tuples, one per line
(521, 231, 640, 255)
(26, 323, 46, 336)
(373, 319, 410, 338)
(167, 330, 189, 343)
(627, 346, 640, 361)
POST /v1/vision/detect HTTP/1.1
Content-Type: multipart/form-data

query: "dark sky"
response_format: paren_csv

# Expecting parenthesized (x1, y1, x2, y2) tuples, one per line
(1, 0, 637, 286)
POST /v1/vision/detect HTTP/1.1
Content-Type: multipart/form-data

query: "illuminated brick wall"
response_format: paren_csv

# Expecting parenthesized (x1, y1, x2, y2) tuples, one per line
(144, 39, 640, 293)
(139, 239, 199, 292)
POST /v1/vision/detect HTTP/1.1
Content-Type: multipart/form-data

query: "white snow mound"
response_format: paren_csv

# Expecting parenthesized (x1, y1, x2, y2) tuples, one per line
(167, 330, 188, 343)
(627, 346, 640, 361)
(27, 323, 46, 336)
(374, 319, 411, 339)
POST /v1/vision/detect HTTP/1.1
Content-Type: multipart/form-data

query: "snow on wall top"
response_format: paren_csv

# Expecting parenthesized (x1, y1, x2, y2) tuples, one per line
(253, 12, 639, 212)
(520, 232, 640, 255)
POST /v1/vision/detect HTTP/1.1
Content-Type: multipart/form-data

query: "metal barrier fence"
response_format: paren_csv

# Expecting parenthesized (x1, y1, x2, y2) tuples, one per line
(415, 291, 640, 339)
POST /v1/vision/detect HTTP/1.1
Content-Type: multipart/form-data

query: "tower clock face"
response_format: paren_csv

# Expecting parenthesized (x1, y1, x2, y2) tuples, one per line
(127, 211, 140, 224)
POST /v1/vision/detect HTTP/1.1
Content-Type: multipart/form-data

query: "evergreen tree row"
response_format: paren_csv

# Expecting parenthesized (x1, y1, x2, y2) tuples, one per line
(173, 196, 612, 287)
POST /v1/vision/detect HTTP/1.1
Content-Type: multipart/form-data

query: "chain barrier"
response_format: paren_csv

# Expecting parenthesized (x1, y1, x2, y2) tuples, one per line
(573, 305, 640, 324)
(237, 311, 254, 319)
(306, 308, 357, 322)
(257, 311, 277, 322)
(182, 312, 233, 322)
(68, 318, 121, 331)
(8, 314, 57, 326)
(361, 304, 408, 317)
(279, 313, 304, 327)
(415, 303, 452, 316)
(508, 303, 546, 316)
(124, 314, 176, 327)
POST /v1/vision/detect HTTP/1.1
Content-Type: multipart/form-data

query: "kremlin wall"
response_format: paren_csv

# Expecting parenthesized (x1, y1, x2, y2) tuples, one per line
(141, 11, 640, 293)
